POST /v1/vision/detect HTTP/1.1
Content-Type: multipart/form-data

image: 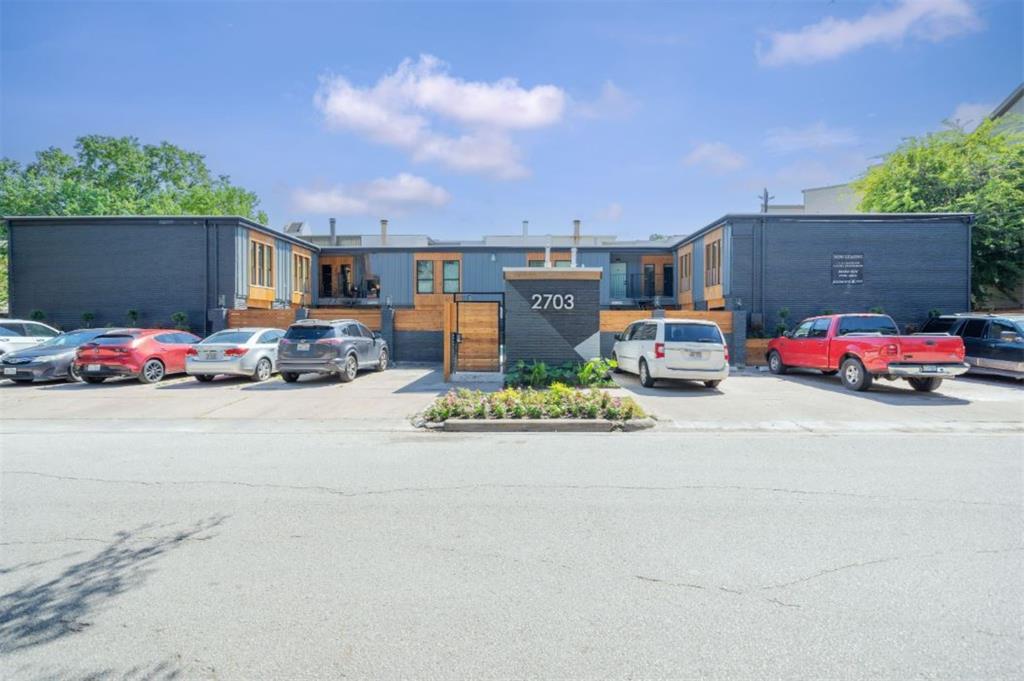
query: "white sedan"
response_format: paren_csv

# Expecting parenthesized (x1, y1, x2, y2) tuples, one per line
(611, 318, 729, 389)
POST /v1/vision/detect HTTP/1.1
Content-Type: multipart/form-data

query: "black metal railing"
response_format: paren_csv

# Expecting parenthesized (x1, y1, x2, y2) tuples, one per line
(609, 272, 674, 299)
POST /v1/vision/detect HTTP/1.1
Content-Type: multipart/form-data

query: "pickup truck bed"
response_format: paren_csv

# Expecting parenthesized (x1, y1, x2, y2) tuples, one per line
(766, 314, 968, 392)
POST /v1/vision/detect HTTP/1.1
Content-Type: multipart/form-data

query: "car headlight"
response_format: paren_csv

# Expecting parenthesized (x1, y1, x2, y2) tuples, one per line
(33, 354, 68, 363)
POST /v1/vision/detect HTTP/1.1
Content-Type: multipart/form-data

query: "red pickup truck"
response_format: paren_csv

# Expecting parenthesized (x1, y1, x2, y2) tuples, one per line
(766, 314, 969, 392)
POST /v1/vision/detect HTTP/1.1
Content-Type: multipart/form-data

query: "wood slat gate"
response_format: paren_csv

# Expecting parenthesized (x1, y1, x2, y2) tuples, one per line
(455, 301, 501, 372)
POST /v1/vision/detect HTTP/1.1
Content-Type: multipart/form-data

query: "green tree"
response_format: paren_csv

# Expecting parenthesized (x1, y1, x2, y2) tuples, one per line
(0, 135, 268, 224)
(853, 117, 1024, 302)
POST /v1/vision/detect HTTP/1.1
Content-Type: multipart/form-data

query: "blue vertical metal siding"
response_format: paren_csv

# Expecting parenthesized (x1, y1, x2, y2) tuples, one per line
(234, 227, 249, 306)
(722, 224, 732, 297)
(275, 239, 292, 305)
(369, 252, 414, 306)
(462, 251, 526, 292)
(578, 251, 611, 305)
(692, 236, 705, 303)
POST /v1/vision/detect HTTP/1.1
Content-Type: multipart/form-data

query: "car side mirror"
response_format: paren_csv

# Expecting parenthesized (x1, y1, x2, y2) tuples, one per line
(373, 331, 382, 340)
(614, 333, 622, 341)
(782, 331, 792, 339)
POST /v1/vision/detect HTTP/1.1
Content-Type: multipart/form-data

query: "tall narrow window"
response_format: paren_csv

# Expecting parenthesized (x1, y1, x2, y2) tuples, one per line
(293, 254, 310, 293)
(416, 260, 434, 294)
(249, 241, 273, 287)
(704, 240, 721, 286)
(680, 252, 692, 292)
(443, 260, 460, 293)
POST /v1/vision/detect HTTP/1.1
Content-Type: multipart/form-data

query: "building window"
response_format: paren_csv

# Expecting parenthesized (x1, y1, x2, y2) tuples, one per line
(443, 260, 460, 293)
(705, 240, 721, 287)
(293, 253, 311, 293)
(554, 260, 571, 268)
(250, 241, 273, 287)
(416, 260, 434, 294)
(528, 259, 545, 267)
(679, 252, 692, 292)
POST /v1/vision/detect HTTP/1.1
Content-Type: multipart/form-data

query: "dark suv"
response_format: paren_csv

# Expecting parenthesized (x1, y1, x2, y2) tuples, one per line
(277, 319, 388, 383)
(920, 313, 1023, 380)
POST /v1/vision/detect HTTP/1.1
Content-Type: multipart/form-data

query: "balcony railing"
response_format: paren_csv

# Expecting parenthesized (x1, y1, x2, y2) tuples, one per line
(609, 272, 674, 300)
(318, 279, 381, 305)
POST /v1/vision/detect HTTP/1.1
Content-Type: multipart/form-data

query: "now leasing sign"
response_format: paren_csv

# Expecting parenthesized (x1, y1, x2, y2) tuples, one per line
(831, 253, 864, 285)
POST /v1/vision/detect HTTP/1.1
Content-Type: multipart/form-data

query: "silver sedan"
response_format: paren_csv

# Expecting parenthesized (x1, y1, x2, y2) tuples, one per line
(186, 327, 285, 382)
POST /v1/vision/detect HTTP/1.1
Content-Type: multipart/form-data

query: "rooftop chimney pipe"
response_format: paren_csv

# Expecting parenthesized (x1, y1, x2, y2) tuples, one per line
(522, 220, 528, 237)
(573, 219, 581, 244)
(329, 217, 336, 246)
(380, 218, 388, 245)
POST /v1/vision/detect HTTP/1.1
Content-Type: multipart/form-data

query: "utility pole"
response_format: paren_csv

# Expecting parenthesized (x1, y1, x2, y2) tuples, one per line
(759, 187, 774, 213)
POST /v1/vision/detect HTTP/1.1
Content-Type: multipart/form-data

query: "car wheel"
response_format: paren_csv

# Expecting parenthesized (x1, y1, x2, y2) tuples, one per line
(704, 380, 721, 389)
(83, 376, 106, 384)
(251, 358, 273, 382)
(840, 357, 873, 392)
(768, 351, 787, 375)
(375, 348, 388, 372)
(611, 353, 622, 373)
(195, 374, 215, 383)
(66, 362, 82, 383)
(908, 377, 942, 392)
(139, 359, 166, 384)
(282, 372, 300, 383)
(638, 359, 656, 388)
(339, 354, 358, 382)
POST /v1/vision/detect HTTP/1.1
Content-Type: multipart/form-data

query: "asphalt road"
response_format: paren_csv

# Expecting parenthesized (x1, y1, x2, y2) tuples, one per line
(1, 369, 1021, 680)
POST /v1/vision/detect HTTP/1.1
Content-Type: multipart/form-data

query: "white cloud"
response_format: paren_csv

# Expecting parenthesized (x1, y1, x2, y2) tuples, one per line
(575, 81, 639, 119)
(597, 202, 624, 221)
(682, 142, 748, 174)
(765, 122, 859, 153)
(314, 55, 567, 179)
(757, 0, 981, 67)
(292, 173, 450, 215)
(949, 101, 992, 130)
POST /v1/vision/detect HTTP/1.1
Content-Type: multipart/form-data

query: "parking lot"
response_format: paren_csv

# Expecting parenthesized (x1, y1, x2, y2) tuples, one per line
(1, 364, 1020, 433)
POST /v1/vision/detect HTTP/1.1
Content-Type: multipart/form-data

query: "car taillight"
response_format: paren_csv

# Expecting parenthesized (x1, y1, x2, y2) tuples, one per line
(279, 338, 291, 345)
(186, 347, 198, 356)
(724, 344, 730, 362)
(315, 338, 342, 345)
(224, 348, 249, 356)
(654, 342, 665, 359)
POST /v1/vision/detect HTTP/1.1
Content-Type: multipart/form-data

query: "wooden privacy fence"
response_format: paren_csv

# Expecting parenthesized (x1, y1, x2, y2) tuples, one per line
(599, 310, 734, 334)
(306, 308, 382, 330)
(226, 308, 297, 329)
(745, 339, 771, 366)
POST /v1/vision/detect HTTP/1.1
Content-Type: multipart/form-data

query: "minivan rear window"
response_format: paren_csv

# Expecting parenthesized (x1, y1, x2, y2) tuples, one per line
(285, 325, 334, 340)
(836, 316, 898, 336)
(202, 331, 255, 344)
(664, 323, 723, 343)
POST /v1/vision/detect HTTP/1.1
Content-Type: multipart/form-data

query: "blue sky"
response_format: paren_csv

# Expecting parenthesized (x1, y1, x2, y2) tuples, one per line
(2, 1, 1021, 239)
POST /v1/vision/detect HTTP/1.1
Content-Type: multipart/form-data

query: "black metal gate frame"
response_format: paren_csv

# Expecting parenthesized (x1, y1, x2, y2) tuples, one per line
(449, 291, 505, 373)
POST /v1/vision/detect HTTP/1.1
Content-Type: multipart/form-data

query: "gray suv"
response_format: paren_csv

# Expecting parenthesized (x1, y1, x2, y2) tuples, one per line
(278, 318, 388, 383)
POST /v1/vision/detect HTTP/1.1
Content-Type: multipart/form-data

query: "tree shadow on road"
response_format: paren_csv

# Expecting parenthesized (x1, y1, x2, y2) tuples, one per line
(0, 515, 227, 654)
(12, 657, 187, 681)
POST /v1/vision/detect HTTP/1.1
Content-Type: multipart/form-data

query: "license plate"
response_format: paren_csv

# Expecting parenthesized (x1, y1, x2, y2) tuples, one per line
(3, 368, 15, 376)
(922, 365, 938, 373)
(297, 343, 310, 351)
(204, 351, 218, 360)
(87, 364, 101, 372)
(688, 351, 703, 359)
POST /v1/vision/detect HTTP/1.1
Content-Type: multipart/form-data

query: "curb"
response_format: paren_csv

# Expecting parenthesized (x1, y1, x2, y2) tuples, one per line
(424, 417, 656, 433)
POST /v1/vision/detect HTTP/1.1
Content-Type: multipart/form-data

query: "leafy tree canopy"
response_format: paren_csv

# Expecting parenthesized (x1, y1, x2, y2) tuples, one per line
(0, 135, 268, 224)
(853, 117, 1024, 301)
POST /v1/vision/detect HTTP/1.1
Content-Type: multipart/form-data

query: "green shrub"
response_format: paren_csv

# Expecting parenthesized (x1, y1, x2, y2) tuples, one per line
(126, 308, 140, 325)
(29, 309, 46, 321)
(505, 359, 616, 389)
(81, 312, 95, 327)
(422, 386, 646, 422)
(170, 311, 189, 330)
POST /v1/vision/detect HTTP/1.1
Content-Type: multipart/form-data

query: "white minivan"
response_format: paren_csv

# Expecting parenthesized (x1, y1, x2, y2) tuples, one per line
(611, 318, 729, 389)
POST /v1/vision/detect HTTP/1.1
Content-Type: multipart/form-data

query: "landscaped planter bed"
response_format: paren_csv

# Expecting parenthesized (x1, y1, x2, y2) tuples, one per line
(416, 384, 654, 432)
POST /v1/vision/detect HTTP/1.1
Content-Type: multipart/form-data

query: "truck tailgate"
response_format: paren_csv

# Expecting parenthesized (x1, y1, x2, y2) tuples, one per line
(899, 335, 964, 363)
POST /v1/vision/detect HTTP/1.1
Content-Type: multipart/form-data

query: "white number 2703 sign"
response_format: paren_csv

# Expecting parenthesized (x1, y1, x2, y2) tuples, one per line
(530, 293, 575, 310)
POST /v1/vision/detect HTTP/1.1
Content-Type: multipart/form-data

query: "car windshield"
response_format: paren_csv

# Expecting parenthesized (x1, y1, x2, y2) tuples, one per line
(202, 331, 255, 345)
(38, 331, 103, 348)
(92, 334, 137, 345)
(836, 316, 899, 336)
(664, 323, 723, 343)
(285, 326, 334, 341)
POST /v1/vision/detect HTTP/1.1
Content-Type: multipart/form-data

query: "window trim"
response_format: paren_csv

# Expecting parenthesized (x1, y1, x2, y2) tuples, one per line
(249, 240, 274, 288)
(416, 260, 435, 294)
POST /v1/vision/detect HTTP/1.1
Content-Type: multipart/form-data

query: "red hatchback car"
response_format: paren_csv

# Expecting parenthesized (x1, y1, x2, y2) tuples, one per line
(75, 329, 201, 384)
